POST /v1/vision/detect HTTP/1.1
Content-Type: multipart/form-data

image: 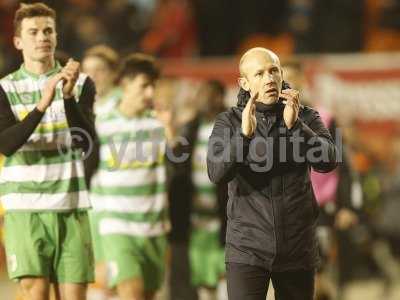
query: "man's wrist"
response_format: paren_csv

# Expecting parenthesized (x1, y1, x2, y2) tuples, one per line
(36, 99, 50, 112)
(63, 89, 74, 99)
(36, 104, 47, 112)
(241, 128, 254, 139)
(287, 119, 301, 132)
(63, 94, 74, 100)
(240, 130, 254, 144)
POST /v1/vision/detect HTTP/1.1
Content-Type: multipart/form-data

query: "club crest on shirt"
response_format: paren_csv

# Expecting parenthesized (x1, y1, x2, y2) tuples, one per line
(20, 92, 35, 105)
(107, 261, 119, 282)
(7, 254, 17, 273)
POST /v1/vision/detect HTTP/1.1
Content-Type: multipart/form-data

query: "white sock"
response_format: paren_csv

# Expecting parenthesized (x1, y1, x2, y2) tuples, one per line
(198, 287, 217, 300)
(217, 279, 228, 300)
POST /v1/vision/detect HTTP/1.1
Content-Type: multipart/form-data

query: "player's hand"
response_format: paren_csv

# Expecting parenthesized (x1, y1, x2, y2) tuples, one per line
(155, 109, 173, 129)
(154, 101, 176, 143)
(154, 99, 173, 127)
(37, 73, 66, 112)
(280, 89, 300, 129)
(62, 58, 80, 99)
(241, 92, 258, 137)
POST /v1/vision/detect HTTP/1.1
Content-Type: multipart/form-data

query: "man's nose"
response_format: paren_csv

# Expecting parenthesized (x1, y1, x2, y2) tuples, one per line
(263, 73, 274, 83)
(37, 31, 49, 41)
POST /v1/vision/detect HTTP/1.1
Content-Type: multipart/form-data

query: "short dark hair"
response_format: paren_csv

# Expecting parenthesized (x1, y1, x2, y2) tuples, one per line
(84, 45, 119, 70)
(117, 53, 160, 83)
(14, 2, 56, 36)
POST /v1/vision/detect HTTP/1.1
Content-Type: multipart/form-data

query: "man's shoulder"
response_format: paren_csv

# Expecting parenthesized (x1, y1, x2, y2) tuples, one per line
(299, 105, 321, 123)
(0, 69, 25, 84)
(0, 74, 11, 83)
(0, 69, 31, 97)
(215, 107, 242, 122)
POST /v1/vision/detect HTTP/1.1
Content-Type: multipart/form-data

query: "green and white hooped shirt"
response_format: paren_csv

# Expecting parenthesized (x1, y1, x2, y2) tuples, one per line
(94, 87, 121, 116)
(191, 121, 220, 233)
(0, 63, 91, 211)
(90, 109, 169, 237)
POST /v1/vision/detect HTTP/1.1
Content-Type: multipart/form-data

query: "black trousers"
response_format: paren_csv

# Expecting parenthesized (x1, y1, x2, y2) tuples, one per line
(226, 263, 315, 300)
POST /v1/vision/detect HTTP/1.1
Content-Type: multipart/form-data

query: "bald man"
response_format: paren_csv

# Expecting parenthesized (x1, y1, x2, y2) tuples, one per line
(207, 48, 338, 300)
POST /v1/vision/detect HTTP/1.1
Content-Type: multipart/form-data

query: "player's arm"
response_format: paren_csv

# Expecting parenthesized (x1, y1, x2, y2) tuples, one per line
(62, 58, 97, 154)
(0, 86, 44, 156)
(63, 76, 97, 153)
(63, 72, 99, 186)
(0, 72, 66, 156)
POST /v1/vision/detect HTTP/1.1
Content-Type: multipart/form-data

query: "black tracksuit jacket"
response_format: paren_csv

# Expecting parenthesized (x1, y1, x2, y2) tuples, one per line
(207, 90, 338, 271)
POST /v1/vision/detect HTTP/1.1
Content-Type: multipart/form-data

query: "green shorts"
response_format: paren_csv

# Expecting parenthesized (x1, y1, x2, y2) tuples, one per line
(101, 233, 167, 291)
(88, 210, 104, 262)
(4, 210, 94, 283)
(189, 229, 225, 288)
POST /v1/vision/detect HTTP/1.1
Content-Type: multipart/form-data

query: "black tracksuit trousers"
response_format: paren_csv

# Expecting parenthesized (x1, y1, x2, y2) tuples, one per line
(226, 263, 315, 300)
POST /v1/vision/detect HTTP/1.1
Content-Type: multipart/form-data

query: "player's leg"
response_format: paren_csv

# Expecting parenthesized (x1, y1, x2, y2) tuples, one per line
(100, 225, 146, 300)
(117, 277, 145, 300)
(141, 236, 168, 300)
(87, 211, 111, 300)
(20, 277, 51, 300)
(4, 212, 54, 300)
(189, 229, 225, 300)
(53, 211, 94, 300)
(111, 235, 167, 300)
(54, 283, 88, 300)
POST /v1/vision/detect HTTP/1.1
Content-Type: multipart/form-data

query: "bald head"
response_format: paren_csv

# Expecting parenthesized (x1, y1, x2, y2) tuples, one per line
(239, 48, 281, 77)
(238, 47, 283, 104)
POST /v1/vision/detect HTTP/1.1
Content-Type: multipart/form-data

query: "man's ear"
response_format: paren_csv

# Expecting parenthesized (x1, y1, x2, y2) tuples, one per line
(238, 77, 249, 91)
(14, 36, 22, 50)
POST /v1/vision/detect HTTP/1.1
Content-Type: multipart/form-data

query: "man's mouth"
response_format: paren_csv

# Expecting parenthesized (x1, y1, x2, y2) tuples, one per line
(36, 45, 52, 50)
(265, 87, 278, 95)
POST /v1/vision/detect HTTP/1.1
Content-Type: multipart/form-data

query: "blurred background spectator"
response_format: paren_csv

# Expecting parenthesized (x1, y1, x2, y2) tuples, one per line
(4, 0, 400, 72)
(2, 0, 400, 71)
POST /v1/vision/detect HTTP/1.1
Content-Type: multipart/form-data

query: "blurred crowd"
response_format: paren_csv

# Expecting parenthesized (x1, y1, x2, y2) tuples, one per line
(3, 0, 400, 75)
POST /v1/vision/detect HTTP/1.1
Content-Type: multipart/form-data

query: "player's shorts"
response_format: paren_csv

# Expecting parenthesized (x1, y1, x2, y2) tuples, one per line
(189, 229, 225, 288)
(101, 231, 167, 291)
(4, 210, 94, 283)
(88, 210, 104, 262)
